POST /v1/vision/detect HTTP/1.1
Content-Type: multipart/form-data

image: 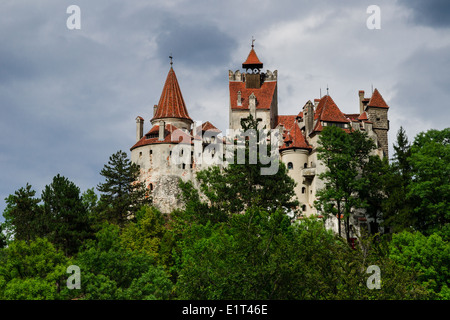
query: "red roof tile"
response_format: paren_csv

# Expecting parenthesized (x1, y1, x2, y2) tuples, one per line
(229, 81, 277, 110)
(130, 123, 192, 150)
(242, 48, 263, 69)
(277, 115, 311, 150)
(314, 95, 350, 123)
(152, 67, 192, 121)
(357, 112, 368, 121)
(367, 88, 389, 108)
(198, 121, 221, 133)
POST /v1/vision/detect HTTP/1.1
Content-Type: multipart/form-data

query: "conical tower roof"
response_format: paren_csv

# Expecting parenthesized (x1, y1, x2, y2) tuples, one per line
(367, 88, 389, 108)
(242, 44, 263, 70)
(152, 67, 192, 121)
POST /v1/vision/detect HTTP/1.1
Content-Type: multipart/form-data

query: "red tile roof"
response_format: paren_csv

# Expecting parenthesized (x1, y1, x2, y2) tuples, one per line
(198, 121, 221, 133)
(152, 67, 192, 121)
(130, 123, 192, 150)
(367, 88, 389, 108)
(242, 48, 263, 69)
(277, 115, 311, 150)
(192, 121, 222, 140)
(314, 95, 350, 123)
(357, 112, 368, 121)
(229, 81, 277, 110)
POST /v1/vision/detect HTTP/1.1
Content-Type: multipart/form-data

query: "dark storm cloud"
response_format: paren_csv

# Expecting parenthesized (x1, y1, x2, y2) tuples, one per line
(391, 44, 450, 129)
(398, 0, 450, 28)
(155, 20, 237, 68)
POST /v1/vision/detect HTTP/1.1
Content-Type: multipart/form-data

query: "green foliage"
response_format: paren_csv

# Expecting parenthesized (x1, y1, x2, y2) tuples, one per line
(407, 128, 450, 234)
(315, 126, 376, 240)
(41, 174, 92, 256)
(97, 150, 151, 227)
(120, 206, 175, 268)
(0, 238, 70, 300)
(2, 183, 43, 243)
(73, 223, 173, 300)
(389, 230, 450, 299)
(174, 206, 427, 300)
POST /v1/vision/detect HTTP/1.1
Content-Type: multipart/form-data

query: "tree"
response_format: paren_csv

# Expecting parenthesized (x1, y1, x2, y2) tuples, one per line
(120, 206, 174, 268)
(406, 128, 450, 235)
(2, 184, 43, 242)
(389, 230, 450, 299)
(41, 174, 92, 256)
(0, 238, 70, 300)
(382, 127, 414, 233)
(359, 155, 390, 234)
(74, 223, 173, 300)
(97, 150, 150, 227)
(315, 126, 376, 242)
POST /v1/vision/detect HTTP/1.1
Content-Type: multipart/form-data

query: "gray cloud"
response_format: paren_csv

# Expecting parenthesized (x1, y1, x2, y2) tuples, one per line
(398, 0, 450, 28)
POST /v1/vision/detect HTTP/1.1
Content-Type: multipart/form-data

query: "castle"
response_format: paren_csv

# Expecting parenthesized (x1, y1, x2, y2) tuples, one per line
(130, 44, 389, 233)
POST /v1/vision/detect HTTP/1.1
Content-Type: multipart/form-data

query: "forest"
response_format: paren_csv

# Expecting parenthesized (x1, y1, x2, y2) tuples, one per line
(0, 124, 448, 300)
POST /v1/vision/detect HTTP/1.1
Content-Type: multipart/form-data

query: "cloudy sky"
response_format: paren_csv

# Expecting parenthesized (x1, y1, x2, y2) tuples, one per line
(1, 0, 449, 219)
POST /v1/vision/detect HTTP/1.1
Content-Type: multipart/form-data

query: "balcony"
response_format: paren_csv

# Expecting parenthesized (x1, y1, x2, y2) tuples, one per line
(302, 167, 316, 178)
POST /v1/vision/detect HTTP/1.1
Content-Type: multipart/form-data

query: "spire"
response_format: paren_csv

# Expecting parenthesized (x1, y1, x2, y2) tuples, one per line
(152, 67, 192, 122)
(367, 88, 389, 108)
(242, 39, 263, 71)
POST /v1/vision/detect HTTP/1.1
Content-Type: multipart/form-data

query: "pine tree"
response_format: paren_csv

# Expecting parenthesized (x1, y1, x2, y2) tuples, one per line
(97, 150, 150, 227)
(382, 126, 414, 233)
(2, 183, 43, 242)
(41, 174, 92, 255)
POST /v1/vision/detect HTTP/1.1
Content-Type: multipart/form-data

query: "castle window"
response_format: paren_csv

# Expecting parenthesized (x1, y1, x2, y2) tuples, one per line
(182, 164, 186, 170)
(287, 162, 293, 170)
(304, 163, 307, 168)
(139, 152, 142, 158)
(302, 205, 306, 211)
(302, 187, 306, 194)
(149, 183, 153, 191)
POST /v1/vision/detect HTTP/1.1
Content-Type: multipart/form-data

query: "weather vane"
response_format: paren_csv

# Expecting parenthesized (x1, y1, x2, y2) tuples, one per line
(251, 36, 255, 48)
(169, 53, 173, 66)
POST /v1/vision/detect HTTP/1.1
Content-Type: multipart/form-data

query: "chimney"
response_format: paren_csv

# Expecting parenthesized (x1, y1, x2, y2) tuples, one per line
(136, 116, 144, 142)
(359, 90, 365, 114)
(304, 101, 314, 135)
(158, 120, 165, 141)
(249, 93, 256, 118)
(237, 91, 242, 106)
(153, 105, 158, 117)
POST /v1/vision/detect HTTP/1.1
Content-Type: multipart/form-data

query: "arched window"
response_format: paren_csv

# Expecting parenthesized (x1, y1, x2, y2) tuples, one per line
(287, 162, 293, 170)
(304, 163, 308, 168)
(302, 205, 306, 211)
(149, 183, 153, 191)
(302, 187, 306, 194)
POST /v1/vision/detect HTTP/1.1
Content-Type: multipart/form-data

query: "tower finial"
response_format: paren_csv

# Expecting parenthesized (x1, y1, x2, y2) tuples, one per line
(251, 36, 255, 48)
(169, 53, 173, 67)
(326, 84, 329, 96)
